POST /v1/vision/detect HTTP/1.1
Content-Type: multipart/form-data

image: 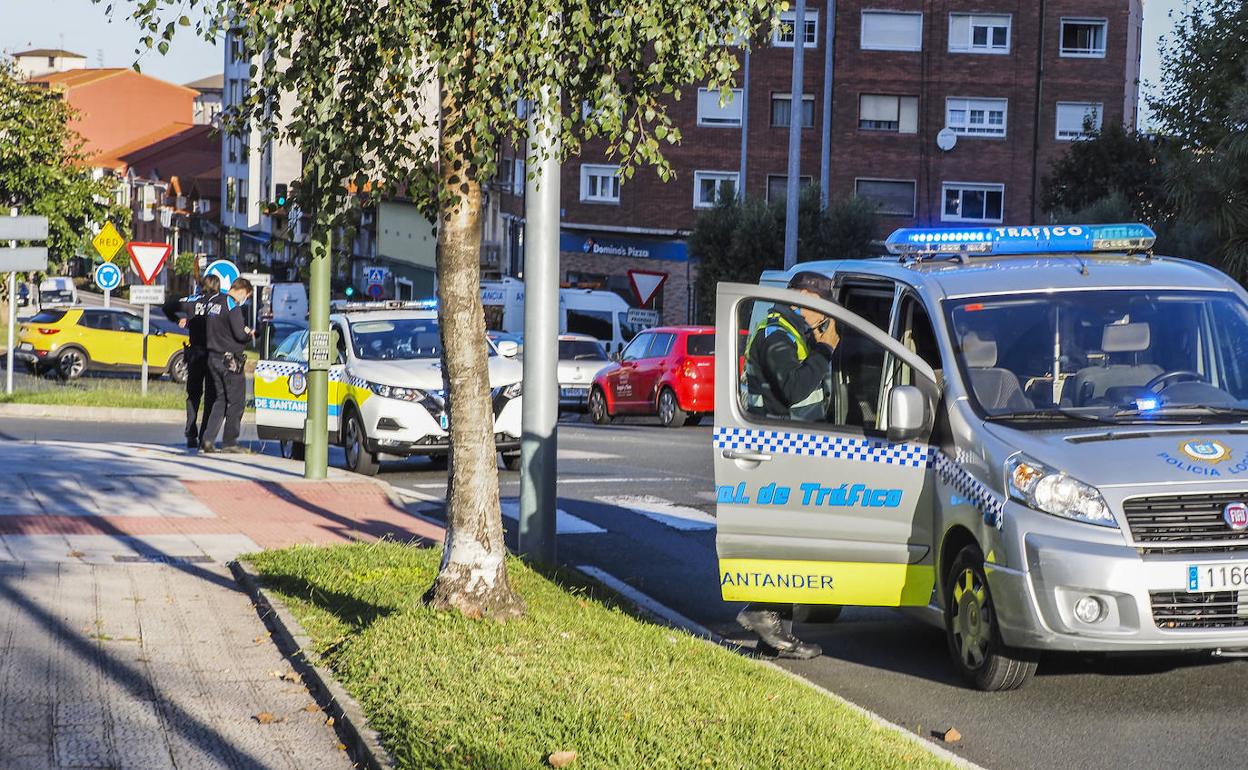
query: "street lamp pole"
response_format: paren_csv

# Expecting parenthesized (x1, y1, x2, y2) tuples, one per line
(783, 0, 807, 271)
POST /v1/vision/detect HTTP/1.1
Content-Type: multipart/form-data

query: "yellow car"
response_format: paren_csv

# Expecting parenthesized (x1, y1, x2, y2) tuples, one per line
(14, 307, 190, 382)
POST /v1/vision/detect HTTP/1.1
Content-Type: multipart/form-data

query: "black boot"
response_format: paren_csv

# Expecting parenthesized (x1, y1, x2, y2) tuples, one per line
(736, 606, 822, 660)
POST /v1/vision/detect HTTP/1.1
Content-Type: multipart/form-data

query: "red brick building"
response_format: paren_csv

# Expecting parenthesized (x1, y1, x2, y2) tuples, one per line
(496, 0, 1143, 323)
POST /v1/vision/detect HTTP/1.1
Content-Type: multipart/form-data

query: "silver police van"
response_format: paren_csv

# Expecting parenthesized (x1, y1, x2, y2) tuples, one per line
(714, 223, 1248, 690)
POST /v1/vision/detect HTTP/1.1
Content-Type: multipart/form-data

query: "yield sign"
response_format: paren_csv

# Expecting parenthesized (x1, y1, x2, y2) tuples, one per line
(126, 242, 172, 285)
(627, 269, 668, 307)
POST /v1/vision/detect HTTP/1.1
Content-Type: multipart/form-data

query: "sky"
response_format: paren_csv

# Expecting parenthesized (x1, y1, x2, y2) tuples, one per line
(3, 0, 1186, 124)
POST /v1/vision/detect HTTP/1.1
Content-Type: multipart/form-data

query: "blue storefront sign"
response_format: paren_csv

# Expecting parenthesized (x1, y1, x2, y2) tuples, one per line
(560, 230, 688, 263)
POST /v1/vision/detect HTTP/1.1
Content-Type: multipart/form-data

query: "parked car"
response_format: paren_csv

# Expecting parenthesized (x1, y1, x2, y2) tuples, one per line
(38, 277, 77, 307)
(14, 307, 189, 382)
(590, 326, 714, 427)
(557, 333, 609, 413)
(16, 282, 31, 307)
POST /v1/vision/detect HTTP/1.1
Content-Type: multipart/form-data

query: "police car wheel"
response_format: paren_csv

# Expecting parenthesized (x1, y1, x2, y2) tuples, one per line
(280, 440, 305, 461)
(589, 388, 614, 425)
(344, 412, 380, 476)
(944, 546, 1037, 692)
(658, 388, 687, 428)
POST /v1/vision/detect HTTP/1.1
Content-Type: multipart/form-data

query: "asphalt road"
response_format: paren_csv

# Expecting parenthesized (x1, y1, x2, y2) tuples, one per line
(5, 413, 1248, 769)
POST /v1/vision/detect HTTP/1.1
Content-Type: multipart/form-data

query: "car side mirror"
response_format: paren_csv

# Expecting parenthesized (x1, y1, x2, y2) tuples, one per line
(497, 340, 519, 358)
(886, 385, 928, 443)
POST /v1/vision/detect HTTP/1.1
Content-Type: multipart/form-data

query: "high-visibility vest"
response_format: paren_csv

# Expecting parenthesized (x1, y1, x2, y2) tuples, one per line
(744, 310, 824, 414)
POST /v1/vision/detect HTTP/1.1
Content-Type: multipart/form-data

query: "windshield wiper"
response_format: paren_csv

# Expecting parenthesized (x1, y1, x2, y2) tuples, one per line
(984, 408, 1116, 424)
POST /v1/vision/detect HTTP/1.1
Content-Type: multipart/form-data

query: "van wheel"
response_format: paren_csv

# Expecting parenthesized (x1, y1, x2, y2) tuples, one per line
(657, 388, 688, 428)
(589, 388, 614, 425)
(944, 545, 1038, 691)
(343, 411, 380, 476)
(57, 347, 88, 380)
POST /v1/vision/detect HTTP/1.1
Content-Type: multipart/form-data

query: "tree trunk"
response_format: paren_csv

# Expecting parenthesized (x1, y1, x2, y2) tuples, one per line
(424, 105, 525, 621)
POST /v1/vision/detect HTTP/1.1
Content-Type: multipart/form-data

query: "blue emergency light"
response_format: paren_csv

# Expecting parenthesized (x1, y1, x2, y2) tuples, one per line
(885, 223, 1156, 257)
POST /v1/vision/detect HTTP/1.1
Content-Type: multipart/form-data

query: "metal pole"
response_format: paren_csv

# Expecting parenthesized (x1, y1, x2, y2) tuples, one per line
(738, 49, 751, 202)
(819, 0, 836, 209)
(783, 0, 807, 271)
(518, 86, 561, 565)
(304, 226, 330, 480)
(6, 208, 16, 395)
(140, 302, 150, 398)
(103, 288, 110, 309)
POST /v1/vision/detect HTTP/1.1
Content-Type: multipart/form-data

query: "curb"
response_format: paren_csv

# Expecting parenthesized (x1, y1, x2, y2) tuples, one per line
(229, 560, 396, 770)
(0, 402, 186, 424)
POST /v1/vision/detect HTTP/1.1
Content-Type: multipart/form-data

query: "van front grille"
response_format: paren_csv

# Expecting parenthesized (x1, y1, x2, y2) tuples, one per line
(1123, 493, 1248, 554)
(1151, 590, 1248, 629)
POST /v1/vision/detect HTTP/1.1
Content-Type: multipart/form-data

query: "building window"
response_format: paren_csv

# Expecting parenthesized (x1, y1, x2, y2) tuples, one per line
(512, 158, 525, 196)
(858, 94, 918, 133)
(771, 93, 815, 128)
(1055, 101, 1103, 140)
(1060, 18, 1107, 57)
(946, 97, 1008, 137)
(697, 88, 744, 127)
(774, 10, 819, 48)
(694, 171, 739, 208)
(860, 11, 923, 52)
(855, 179, 916, 217)
(239, 185, 249, 216)
(229, 32, 244, 63)
(948, 13, 1010, 53)
(766, 174, 813, 203)
(227, 135, 238, 163)
(580, 164, 621, 204)
(943, 182, 1004, 223)
(226, 178, 236, 213)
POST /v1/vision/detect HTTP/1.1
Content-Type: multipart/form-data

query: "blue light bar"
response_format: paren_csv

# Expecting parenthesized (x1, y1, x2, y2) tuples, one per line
(330, 298, 438, 311)
(885, 223, 1156, 257)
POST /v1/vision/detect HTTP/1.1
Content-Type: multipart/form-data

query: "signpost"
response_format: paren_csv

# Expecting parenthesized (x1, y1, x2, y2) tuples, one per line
(625, 308, 661, 329)
(91, 222, 124, 263)
(2, 212, 49, 395)
(240, 271, 271, 332)
(124, 242, 172, 397)
(93, 262, 122, 308)
(627, 269, 668, 307)
(205, 259, 240, 291)
(365, 266, 388, 300)
(129, 284, 166, 397)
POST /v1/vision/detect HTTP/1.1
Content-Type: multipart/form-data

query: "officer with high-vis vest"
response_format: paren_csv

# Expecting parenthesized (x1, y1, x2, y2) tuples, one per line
(737, 270, 840, 659)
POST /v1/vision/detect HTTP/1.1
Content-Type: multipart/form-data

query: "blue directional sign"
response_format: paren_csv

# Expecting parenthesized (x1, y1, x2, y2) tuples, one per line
(93, 262, 122, 291)
(204, 259, 240, 291)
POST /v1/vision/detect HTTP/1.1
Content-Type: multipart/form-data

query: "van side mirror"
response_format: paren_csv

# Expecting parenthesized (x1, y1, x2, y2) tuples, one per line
(886, 385, 928, 443)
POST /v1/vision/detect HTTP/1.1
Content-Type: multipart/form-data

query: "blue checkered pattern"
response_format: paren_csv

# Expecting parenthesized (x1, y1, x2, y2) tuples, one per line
(713, 427, 930, 468)
(931, 452, 1004, 529)
(256, 361, 302, 377)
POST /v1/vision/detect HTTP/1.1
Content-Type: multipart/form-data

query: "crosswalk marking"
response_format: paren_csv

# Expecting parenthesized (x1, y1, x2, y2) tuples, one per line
(500, 500, 606, 535)
(594, 494, 717, 531)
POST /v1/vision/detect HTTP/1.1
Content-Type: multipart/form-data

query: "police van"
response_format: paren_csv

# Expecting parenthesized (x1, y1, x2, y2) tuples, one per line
(715, 223, 1248, 690)
(254, 300, 523, 475)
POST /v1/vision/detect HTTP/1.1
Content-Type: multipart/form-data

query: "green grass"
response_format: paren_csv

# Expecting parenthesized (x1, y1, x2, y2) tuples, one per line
(0, 380, 186, 410)
(247, 542, 955, 770)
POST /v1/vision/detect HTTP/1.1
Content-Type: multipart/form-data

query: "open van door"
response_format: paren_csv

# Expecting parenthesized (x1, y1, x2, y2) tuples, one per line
(714, 282, 939, 607)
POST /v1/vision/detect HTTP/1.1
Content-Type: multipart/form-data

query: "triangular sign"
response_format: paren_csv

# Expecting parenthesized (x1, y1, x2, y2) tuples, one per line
(126, 242, 172, 285)
(628, 270, 668, 307)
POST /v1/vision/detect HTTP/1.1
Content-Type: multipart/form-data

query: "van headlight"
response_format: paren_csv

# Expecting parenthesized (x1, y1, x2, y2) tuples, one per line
(1006, 455, 1117, 528)
(368, 382, 425, 402)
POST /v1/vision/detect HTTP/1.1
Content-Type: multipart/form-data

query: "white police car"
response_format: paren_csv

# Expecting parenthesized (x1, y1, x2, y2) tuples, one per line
(254, 300, 522, 475)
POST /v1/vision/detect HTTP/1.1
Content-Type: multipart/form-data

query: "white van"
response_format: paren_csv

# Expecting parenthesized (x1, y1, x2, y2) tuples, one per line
(268, 282, 308, 324)
(39, 277, 77, 307)
(480, 279, 651, 355)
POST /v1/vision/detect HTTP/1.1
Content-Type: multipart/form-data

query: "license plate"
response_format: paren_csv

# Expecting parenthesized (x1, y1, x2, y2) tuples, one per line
(17, 342, 32, 351)
(1187, 562, 1248, 592)
(560, 386, 588, 398)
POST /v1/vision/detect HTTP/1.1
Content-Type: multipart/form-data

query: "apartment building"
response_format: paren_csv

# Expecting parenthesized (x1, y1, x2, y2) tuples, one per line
(498, 0, 1143, 323)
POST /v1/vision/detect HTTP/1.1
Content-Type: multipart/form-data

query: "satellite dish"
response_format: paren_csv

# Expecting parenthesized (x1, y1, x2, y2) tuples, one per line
(936, 128, 958, 152)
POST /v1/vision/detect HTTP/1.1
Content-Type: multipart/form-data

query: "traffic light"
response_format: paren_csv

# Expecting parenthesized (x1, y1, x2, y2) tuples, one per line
(274, 183, 288, 208)
(344, 286, 355, 297)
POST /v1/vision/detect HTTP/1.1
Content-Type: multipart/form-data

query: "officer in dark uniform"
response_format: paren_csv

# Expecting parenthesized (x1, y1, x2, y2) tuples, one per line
(163, 274, 221, 448)
(200, 277, 254, 454)
(737, 271, 839, 660)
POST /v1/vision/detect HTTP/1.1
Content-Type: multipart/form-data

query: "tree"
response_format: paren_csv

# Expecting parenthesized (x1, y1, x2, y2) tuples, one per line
(112, 0, 776, 619)
(0, 61, 129, 277)
(690, 186, 877, 324)
(1039, 123, 1168, 225)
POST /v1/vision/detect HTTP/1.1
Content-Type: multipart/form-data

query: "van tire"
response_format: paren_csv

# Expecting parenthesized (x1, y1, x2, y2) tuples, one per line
(343, 410, 380, 476)
(944, 545, 1037, 691)
(589, 388, 614, 425)
(657, 388, 688, 428)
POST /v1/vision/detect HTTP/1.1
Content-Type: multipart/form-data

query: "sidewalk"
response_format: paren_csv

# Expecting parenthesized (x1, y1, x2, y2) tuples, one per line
(0, 439, 445, 769)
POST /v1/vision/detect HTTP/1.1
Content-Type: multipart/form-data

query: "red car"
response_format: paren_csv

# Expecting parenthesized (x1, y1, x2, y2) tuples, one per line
(589, 325, 715, 428)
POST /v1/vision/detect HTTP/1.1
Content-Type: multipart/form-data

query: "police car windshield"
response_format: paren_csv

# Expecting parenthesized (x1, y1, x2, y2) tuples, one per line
(945, 290, 1248, 424)
(349, 318, 496, 361)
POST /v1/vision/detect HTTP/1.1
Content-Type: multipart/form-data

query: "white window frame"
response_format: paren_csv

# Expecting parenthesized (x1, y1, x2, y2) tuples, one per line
(860, 10, 924, 52)
(945, 97, 1008, 138)
(854, 178, 917, 217)
(696, 87, 744, 128)
(774, 9, 820, 48)
(1055, 101, 1103, 140)
(580, 164, 621, 204)
(858, 94, 919, 133)
(1059, 17, 1108, 58)
(948, 13, 1011, 54)
(693, 171, 740, 209)
(941, 182, 1005, 223)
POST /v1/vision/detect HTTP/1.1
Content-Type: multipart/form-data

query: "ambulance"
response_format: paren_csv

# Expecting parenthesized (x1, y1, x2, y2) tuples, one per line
(254, 300, 523, 475)
(715, 223, 1248, 690)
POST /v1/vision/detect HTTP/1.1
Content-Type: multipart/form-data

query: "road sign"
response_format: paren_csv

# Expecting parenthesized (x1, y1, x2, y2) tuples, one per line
(92, 222, 124, 262)
(240, 271, 271, 288)
(0, 248, 48, 272)
(626, 308, 661, 328)
(93, 262, 122, 291)
(205, 259, 240, 291)
(126, 242, 172, 285)
(129, 285, 166, 304)
(365, 267, 388, 284)
(0, 216, 49, 241)
(366, 283, 384, 299)
(627, 270, 668, 307)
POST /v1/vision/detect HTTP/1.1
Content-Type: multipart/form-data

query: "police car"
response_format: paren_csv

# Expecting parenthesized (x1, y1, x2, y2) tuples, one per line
(715, 223, 1248, 690)
(254, 300, 523, 475)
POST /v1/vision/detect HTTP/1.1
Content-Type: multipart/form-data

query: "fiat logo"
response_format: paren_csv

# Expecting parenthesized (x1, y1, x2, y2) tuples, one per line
(1224, 502, 1248, 531)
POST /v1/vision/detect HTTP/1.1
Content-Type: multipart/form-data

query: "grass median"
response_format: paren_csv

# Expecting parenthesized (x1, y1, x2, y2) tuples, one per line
(0, 379, 187, 410)
(247, 542, 955, 770)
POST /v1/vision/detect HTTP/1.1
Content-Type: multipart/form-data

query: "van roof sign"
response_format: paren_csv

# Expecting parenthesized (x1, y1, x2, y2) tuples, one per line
(885, 223, 1156, 257)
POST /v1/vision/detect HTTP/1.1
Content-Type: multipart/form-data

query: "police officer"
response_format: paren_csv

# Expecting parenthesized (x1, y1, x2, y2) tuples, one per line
(163, 274, 221, 448)
(200, 277, 254, 454)
(737, 271, 839, 660)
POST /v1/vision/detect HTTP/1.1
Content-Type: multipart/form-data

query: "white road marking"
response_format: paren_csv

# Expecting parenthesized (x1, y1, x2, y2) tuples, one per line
(401, 476, 681, 490)
(575, 565, 716, 639)
(500, 500, 605, 535)
(594, 494, 717, 531)
(557, 449, 620, 460)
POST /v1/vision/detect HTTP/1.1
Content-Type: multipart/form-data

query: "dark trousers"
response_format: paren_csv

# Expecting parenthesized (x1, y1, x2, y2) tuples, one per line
(202, 352, 246, 448)
(184, 347, 216, 442)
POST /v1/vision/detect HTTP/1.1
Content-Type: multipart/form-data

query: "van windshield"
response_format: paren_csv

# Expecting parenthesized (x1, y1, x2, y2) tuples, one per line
(945, 290, 1248, 424)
